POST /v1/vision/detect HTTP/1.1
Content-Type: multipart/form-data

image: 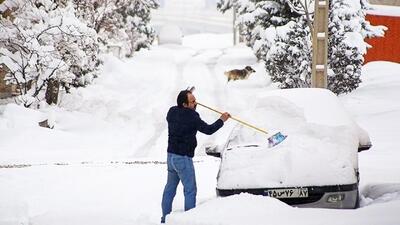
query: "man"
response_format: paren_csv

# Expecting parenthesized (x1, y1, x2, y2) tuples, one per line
(161, 89, 230, 223)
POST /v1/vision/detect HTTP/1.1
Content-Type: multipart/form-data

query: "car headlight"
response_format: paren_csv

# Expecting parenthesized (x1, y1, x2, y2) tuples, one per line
(326, 193, 345, 203)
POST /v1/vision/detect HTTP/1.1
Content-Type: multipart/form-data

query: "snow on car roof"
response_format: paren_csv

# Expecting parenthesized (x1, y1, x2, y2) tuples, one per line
(255, 88, 353, 127)
(217, 88, 366, 189)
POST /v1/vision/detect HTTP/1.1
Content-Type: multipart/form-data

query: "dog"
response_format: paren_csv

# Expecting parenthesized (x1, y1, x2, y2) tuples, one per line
(224, 66, 256, 82)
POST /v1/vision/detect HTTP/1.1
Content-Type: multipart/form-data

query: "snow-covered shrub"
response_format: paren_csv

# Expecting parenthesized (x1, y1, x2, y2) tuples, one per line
(0, 0, 99, 107)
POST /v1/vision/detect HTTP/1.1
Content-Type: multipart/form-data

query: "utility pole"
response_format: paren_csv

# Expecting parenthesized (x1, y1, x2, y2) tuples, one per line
(233, 5, 237, 45)
(311, 0, 329, 88)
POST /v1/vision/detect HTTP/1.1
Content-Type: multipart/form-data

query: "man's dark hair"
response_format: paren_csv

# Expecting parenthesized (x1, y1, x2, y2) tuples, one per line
(177, 90, 191, 107)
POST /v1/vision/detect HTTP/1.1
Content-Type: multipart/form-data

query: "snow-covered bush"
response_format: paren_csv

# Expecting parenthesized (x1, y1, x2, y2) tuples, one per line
(0, 0, 99, 107)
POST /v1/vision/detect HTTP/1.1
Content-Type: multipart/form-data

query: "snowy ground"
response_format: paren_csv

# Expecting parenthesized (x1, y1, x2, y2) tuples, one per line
(0, 34, 399, 225)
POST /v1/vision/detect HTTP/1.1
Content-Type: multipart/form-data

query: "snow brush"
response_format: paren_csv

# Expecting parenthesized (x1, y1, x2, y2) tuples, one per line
(196, 102, 287, 148)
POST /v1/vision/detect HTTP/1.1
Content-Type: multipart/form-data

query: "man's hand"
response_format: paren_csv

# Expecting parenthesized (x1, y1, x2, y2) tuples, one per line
(220, 112, 231, 122)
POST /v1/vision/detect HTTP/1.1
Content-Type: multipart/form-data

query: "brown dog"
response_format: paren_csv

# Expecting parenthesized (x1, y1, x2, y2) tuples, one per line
(224, 66, 256, 82)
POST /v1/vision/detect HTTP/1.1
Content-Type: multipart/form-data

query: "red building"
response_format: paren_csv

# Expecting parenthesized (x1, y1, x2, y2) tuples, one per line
(365, 4, 400, 63)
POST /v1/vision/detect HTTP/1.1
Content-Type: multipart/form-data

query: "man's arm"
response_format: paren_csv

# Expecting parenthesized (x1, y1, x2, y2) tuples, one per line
(196, 112, 230, 135)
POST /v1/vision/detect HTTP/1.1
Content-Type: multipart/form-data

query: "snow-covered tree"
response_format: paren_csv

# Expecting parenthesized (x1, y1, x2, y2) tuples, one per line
(217, 0, 299, 61)
(217, 0, 257, 47)
(73, 0, 159, 57)
(246, 0, 298, 60)
(0, 0, 99, 107)
(327, 0, 385, 94)
(265, 18, 312, 88)
(125, 0, 159, 56)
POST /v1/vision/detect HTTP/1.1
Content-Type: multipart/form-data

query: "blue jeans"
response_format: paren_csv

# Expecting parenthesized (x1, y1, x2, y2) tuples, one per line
(161, 153, 197, 223)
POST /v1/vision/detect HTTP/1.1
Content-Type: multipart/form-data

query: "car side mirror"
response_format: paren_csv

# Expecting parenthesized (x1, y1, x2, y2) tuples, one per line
(205, 144, 222, 158)
(358, 142, 372, 152)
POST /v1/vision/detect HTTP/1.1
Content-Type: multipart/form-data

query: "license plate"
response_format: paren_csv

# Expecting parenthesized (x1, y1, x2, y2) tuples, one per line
(266, 188, 308, 198)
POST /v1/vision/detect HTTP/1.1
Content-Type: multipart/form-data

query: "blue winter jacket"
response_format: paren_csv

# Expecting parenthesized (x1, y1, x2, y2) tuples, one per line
(167, 106, 224, 158)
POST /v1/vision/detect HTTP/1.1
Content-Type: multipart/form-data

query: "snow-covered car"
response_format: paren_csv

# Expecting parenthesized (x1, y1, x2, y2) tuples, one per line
(206, 88, 372, 209)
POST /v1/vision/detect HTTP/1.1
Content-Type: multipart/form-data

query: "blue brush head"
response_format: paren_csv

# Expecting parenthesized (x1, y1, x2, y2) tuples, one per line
(268, 132, 287, 148)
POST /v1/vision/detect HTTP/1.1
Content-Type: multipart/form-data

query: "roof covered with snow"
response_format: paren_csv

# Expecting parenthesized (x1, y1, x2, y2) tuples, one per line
(368, 4, 400, 17)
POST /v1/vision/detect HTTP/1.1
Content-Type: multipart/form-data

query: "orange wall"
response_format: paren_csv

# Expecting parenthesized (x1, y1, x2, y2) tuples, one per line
(365, 14, 400, 63)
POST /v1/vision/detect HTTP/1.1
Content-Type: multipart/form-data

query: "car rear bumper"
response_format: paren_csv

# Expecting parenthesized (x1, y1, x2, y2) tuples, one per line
(216, 183, 358, 209)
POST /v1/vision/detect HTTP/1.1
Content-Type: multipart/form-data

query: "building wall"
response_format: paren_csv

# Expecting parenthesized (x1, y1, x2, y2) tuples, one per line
(364, 6, 400, 63)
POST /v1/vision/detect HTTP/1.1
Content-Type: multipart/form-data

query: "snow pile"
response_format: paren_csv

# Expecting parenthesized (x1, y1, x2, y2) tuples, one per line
(167, 191, 400, 225)
(158, 24, 183, 45)
(167, 194, 292, 225)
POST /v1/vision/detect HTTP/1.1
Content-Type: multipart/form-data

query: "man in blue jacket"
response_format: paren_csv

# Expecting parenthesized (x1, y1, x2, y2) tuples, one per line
(161, 89, 230, 223)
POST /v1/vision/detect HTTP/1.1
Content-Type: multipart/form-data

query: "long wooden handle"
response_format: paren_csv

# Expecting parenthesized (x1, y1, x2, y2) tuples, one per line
(197, 102, 269, 135)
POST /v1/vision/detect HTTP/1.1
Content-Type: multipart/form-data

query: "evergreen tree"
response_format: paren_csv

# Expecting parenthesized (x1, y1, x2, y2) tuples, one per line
(245, 0, 298, 61)
(216, 0, 234, 12)
(265, 18, 312, 89)
(327, 0, 385, 94)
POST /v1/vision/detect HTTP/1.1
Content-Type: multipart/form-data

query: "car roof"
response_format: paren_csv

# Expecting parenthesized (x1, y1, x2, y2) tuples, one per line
(255, 88, 353, 127)
(252, 88, 370, 146)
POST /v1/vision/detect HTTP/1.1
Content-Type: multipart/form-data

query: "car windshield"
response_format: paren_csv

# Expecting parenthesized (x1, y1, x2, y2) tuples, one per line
(226, 124, 262, 150)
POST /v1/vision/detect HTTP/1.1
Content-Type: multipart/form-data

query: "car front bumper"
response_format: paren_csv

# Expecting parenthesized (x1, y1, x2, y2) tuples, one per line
(216, 183, 358, 209)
